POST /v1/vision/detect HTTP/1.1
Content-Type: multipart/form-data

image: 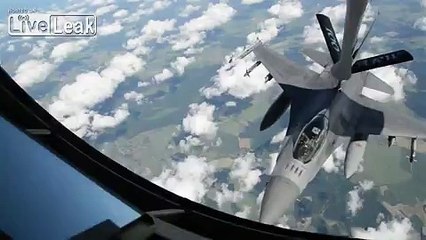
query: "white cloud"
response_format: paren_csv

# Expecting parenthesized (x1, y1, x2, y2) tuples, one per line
(230, 153, 262, 192)
(13, 60, 55, 88)
(0, 23, 6, 38)
(141, 19, 177, 42)
(225, 101, 237, 107)
(171, 56, 195, 75)
(179, 3, 235, 34)
(113, 9, 129, 18)
(122, 0, 172, 23)
(347, 187, 363, 217)
(98, 21, 123, 36)
(271, 128, 287, 144)
(171, 32, 205, 51)
(183, 47, 204, 55)
(359, 179, 374, 191)
(214, 183, 244, 208)
(138, 81, 151, 87)
(182, 102, 218, 139)
(247, 0, 304, 44)
(151, 0, 172, 10)
(242, 0, 264, 5)
(48, 52, 144, 138)
(6, 44, 15, 52)
(89, 0, 114, 6)
(201, 53, 272, 99)
(51, 71, 114, 116)
(95, 4, 118, 16)
(179, 135, 203, 153)
(268, 0, 303, 24)
(91, 103, 130, 131)
(151, 155, 216, 202)
(370, 36, 385, 43)
(247, 18, 281, 44)
(109, 52, 145, 76)
(171, 3, 236, 51)
(179, 4, 201, 17)
(236, 206, 251, 219)
(125, 19, 176, 55)
(303, 2, 374, 46)
(153, 68, 174, 83)
(215, 137, 222, 147)
(28, 40, 49, 57)
(322, 144, 346, 173)
(50, 39, 89, 63)
(352, 217, 417, 240)
(347, 180, 374, 216)
(413, 17, 426, 31)
(376, 213, 385, 224)
(124, 91, 144, 104)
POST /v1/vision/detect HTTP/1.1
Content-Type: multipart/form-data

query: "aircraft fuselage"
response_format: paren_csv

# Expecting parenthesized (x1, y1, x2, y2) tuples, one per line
(261, 87, 358, 225)
(259, 0, 370, 224)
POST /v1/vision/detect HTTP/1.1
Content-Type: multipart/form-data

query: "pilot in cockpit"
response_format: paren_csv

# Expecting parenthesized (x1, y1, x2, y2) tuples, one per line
(294, 126, 322, 162)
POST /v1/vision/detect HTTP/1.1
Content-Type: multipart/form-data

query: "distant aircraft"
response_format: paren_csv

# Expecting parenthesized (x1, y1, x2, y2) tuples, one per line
(230, 0, 425, 225)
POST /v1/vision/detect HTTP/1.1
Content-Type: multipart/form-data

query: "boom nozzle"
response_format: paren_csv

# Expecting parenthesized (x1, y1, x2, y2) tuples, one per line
(331, 0, 368, 80)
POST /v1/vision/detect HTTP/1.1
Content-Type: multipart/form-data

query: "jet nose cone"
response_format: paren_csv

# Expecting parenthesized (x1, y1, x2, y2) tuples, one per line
(259, 176, 300, 225)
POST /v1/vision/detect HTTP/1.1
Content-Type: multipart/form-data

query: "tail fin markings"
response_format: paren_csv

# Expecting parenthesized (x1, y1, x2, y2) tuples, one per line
(351, 50, 413, 73)
(316, 14, 341, 64)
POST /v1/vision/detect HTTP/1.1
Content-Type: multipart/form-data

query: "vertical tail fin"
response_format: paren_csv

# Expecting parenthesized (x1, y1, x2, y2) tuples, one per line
(316, 14, 341, 64)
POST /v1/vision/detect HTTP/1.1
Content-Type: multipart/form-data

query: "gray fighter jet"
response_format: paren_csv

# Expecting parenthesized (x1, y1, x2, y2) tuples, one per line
(230, 0, 425, 225)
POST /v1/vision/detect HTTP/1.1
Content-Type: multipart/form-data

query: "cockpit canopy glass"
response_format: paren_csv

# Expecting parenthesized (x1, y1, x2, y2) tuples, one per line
(293, 114, 328, 163)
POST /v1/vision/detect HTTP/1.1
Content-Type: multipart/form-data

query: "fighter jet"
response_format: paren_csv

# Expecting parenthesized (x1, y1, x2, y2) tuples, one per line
(231, 0, 426, 225)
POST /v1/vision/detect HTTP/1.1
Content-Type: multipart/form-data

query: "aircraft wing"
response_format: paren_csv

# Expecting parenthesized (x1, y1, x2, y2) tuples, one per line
(252, 44, 339, 89)
(353, 95, 426, 138)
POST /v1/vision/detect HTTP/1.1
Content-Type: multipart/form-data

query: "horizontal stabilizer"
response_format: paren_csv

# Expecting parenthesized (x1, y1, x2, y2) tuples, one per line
(316, 14, 341, 64)
(352, 50, 414, 73)
(302, 47, 331, 67)
(364, 72, 394, 95)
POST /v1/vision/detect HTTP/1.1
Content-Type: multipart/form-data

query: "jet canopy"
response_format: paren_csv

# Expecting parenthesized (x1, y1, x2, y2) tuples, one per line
(293, 114, 328, 163)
